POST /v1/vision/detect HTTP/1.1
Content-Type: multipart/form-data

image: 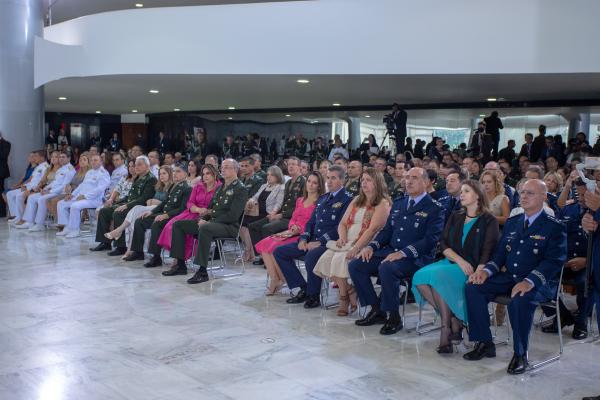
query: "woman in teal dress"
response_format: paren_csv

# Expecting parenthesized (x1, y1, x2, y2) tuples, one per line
(412, 179, 500, 354)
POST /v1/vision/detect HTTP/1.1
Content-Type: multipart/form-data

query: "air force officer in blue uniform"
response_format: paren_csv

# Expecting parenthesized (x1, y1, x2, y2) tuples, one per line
(349, 167, 444, 335)
(274, 165, 353, 308)
(463, 179, 567, 375)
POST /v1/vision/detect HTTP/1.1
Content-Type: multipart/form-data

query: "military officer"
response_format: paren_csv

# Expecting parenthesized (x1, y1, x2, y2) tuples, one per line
(165, 158, 248, 283)
(239, 156, 264, 197)
(248, 156, 306, 265)
(125, 164, 191, 266)
(18, 151, 76, 231)
(274, 165, 352, 308)
(222, 134, 239, 159)
(56, 154, 110, 238)
(438, 169, 465, 222)
(463, 179, 567, 375)
(542, 178, 589, 339)
(349, 167, 444, 334)
(387, 161, 406, 201)
(7, 150, 48, 224)
(90, 155, 157, 255)
(250, 153, 267, 182)
(344, 159, 362, 197)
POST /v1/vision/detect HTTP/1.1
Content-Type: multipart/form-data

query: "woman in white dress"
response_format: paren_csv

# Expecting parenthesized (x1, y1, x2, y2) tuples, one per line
(313, 168, 391, 316)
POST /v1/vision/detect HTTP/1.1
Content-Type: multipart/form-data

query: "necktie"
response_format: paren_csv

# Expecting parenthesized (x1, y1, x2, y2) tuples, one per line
(524, 218, 529, 230)
(408, 199, 415, 210)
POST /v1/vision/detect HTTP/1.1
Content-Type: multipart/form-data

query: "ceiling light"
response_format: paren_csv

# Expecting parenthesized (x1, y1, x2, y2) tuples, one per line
(135, 3, 144, 7)
(312, 120, 318, 123)
(173, 108, 180, 112)
(285, 114, 291, 117)
(364, 115, 371, 118)
(149, 89, 159, 94)
(332, 103, 341, 107)
(479, 114, 486, 117)
(487, 98, 497, 102)
(228, 117, 233, 120)
(297, 79, 310, 84)
(95, 111, 101, 114)
(132, 109, 138, 113)
(228, 106, 236, 110)
(58, 96, 67, 101)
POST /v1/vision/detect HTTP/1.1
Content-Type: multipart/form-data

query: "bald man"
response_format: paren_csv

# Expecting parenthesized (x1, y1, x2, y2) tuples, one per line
(464, 179, 567, 375)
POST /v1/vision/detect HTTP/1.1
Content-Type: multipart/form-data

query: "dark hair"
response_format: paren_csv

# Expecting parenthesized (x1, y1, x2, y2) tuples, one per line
(328, 164, 346, 181)
(303, 171, 326, 199)
(461, 179, 489, 213)
(426, 168, 438, 183)
(201, 164, 219, 183)
(240, 156, 255, 165)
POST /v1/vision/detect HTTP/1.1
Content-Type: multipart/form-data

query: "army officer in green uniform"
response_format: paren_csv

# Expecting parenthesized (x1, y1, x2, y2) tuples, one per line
(164, 158, 248, 283)
(124, 163, 192, 266)
(90, 155, 157, 255)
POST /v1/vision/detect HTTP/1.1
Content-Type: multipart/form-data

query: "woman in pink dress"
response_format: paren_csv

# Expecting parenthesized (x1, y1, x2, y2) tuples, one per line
(157, 164, 221, 265)
(256, 171, 325, 295)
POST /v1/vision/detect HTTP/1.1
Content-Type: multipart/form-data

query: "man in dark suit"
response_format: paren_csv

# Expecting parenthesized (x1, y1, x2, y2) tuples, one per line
(484, 111, 504, 160)
(518, 133, 535, 160)
(531, 124, 546, 162)
(389, 103, 407, 154)
(157, 131, 171, 157)
(498, 140, 516, 165)
(0, 133, 11, 217)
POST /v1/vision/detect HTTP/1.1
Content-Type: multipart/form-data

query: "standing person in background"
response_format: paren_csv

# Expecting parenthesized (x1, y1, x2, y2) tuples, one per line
(388, 103, 408, 154)
(157, 131, 170, 157)
(484, 111, 504, 160)
(0, 133, 11, 217)
(531, 124, 547, 162)
(46, 130, 57, 150)
(57, 129, 69, 147)
(108, 133, 120, 152)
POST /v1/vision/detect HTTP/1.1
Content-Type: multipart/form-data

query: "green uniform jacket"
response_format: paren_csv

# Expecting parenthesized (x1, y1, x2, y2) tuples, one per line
(280, 175, 306, 219)
(120, 172, 158, 211)
(241, 173, 264, 197)
(345, 178, 360, 197)
(151, 181, 191, 217)
(205, 179, 248, 225)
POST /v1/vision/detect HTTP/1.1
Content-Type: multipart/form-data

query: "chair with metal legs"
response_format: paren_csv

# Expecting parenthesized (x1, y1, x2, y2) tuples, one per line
(208, 212, 247, 279)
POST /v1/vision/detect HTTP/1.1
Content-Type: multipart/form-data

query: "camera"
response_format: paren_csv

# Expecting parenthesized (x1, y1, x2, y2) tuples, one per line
(383, 114, 394, 131)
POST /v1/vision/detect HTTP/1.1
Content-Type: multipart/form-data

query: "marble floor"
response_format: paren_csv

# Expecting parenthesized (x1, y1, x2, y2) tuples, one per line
(0, 223, 599, 400)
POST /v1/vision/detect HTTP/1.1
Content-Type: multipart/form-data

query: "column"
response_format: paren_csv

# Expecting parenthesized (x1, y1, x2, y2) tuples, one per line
(347, 117, 361, 151)
(0, 0, 45, 187)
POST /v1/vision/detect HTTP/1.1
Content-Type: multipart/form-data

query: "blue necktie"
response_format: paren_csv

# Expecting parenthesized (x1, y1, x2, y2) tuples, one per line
(408, 199, 415, 210)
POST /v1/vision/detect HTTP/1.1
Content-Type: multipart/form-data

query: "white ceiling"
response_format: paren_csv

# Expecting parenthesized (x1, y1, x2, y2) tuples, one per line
(44, 0, 303, 24)
(44, 73, 600, 118)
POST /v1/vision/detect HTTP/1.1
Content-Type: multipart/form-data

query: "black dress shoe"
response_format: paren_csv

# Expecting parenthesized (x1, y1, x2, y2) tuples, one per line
(144, 255, 163, 268)
(463, 342, 496, 361)
(123, 251, 145, 262)
(286, 288, 307, 304)
(507, 353, 529, 375)
(582, 396, 600, 400)
(162, 265, 188, 276)
(355, 309, 387, 326)
(380, 316, 403, 335)
(187, 269, 209, 284)
(303, 295, 320, 309)
(252, 258, 264, 266)
(572, 326, 589, 340)
(108, 247, 127, 256)
(90, 243, 111, 252)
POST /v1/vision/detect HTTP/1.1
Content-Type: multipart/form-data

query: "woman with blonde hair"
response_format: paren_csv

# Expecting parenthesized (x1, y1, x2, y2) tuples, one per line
(313, 168, 391, 316)
(480, 170, 509, 226)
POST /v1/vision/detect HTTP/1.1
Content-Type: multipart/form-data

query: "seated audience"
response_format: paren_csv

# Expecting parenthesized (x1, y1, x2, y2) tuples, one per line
(413, 180, 499, 353)
(186, 158, 202, 187)
(56, 154, 110, 238)
(49, 152, 90, 223)
(480, 170, 509, 226)
(344, 160, 362, 197)
(239, 156, 265, 197)
(157, 164, 221, 266)
(313, 168, 391, 316)
(165, 159, 247, 283)
(349, 167, 444, 335)
(256, 171, 324, 295)
(7, 150, 48, 223)
(274, 165, 353, 308)
(463, 179, 566, 375)
(3, 152, 36, 219)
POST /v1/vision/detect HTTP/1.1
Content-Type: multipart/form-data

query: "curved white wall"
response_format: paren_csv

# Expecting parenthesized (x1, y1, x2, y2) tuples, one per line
(36, 0, 600, 87)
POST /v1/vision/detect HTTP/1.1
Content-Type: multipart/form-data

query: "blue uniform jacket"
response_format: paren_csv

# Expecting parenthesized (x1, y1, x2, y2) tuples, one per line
(556, 202, 588, 259)
(368, 194, 444, 267)
(484, 211, 567, 287)
(438, 194, 461, 222)
(300, 188, 353, 244)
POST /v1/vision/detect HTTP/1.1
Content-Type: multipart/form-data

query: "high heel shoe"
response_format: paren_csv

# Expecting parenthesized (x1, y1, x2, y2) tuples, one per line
(104, 230, 123, 241)
(266, 280, 284, 296)
(347, 286, 358, 314)
(337, 294, 350, 316)
(436, 344, 454, 354)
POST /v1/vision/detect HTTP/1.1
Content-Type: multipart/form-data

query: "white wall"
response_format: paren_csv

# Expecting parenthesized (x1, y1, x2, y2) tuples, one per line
(36, 0, 600, 87)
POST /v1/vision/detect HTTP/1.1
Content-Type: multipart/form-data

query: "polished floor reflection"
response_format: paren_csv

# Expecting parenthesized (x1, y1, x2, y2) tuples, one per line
(0, 223, 598, 400)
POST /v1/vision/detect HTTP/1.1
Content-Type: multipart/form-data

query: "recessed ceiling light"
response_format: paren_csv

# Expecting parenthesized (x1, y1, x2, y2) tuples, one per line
(132, 109, 138, 113)
(95, 111, 101, 114)
(487, 98, 497, 102)
(297, 79, 310, 84)
(285, 114, 291, 117)
(228, 117, 233, 120)
(173, 108, 180, 112)
(149, 89, 159, 94)
(332, 103, 341, 107)
(312, 120, 318, 123)
(135, 3, 144, 7)
(364, 115, 371, 118)
(58, 96, 67, 100)
(228, 106, 236, 110)
(479, 114, 486, 117)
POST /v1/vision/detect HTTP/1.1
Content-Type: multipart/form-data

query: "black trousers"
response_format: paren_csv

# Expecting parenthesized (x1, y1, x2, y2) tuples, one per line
(96, 206, 128, 248)
(130, 215, 170, 256)
(0, 178, 6, 216)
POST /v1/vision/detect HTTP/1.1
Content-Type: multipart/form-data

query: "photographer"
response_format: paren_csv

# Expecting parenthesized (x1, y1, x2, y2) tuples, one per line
(383, 103, 407, 154)
(359, 134, 380, 163)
